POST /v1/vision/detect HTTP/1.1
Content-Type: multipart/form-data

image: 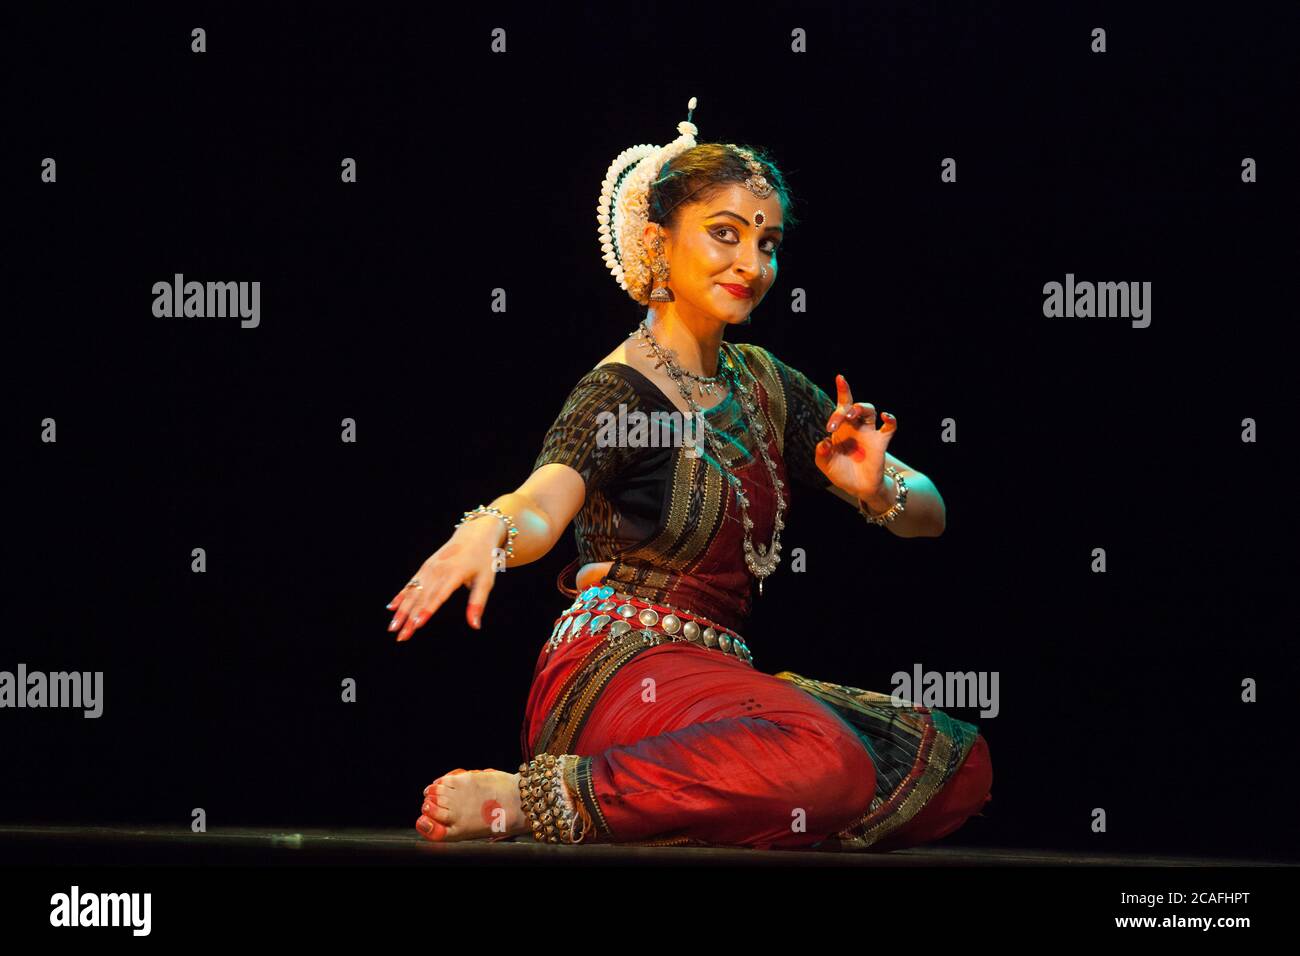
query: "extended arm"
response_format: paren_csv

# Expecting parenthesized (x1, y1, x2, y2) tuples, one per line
(480, 463, 588, 566)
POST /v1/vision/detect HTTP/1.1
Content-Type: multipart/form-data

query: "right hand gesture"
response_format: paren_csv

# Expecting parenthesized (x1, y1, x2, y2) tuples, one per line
(386, 518, 504, 642)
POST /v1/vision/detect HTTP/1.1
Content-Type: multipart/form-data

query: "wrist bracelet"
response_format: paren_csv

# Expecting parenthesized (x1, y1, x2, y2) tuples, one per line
(858, 466, 908, 526)
(455, 505, 520, 559)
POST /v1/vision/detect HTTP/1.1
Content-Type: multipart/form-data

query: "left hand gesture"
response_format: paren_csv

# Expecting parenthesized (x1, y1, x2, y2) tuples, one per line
(815, 374, 897, 501)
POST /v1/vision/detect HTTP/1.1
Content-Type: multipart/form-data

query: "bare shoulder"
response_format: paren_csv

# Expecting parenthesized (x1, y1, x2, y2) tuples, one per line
(594, 337, 656, 378)
(594, 340, 628, 368)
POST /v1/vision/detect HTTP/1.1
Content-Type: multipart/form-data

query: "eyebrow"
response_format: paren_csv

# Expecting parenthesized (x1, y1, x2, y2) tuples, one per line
(705, 209, 784, 233)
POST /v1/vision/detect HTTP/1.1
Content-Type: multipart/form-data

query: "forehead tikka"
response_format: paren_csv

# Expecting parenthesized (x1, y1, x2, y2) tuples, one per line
(724, 142, 773, 228)
(726, 143, 775, 201)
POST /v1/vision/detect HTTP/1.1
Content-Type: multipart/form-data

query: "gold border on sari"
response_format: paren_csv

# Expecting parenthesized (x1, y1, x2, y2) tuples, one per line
(772, 671, 978, 851)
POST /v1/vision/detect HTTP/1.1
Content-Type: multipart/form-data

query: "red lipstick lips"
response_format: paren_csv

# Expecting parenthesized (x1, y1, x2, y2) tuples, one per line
(719, 283, 753, 299)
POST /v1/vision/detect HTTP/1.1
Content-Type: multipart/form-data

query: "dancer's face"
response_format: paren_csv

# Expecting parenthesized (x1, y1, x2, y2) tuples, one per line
(651, 183, 784, 325)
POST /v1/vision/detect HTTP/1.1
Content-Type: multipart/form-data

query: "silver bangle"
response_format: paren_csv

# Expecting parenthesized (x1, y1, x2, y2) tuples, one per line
(455, 506, 520, 558)
(858, 467, 908, 526)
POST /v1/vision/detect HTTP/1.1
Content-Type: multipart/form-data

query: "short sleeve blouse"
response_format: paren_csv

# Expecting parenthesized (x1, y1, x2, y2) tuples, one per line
(531, 366, 644, 493)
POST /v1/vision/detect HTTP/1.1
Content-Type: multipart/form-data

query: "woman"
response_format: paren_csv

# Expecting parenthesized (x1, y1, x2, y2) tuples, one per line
(390, 98, 993, 850)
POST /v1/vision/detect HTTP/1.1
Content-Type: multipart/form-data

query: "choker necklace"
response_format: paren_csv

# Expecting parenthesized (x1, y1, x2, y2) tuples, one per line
(633, 326, 726, 398)
(632, 320, 786, 595)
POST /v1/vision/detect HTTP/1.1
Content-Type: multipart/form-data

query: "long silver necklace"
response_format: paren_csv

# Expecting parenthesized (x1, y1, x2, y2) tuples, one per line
(632, 320, 786, 595)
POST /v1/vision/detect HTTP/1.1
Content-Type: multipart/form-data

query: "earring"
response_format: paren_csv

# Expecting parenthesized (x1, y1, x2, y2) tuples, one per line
(649, 234, 674, 302)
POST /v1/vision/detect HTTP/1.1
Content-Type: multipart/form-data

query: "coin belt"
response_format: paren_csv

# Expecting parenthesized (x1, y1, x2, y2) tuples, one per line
(545, 585, 754, 667)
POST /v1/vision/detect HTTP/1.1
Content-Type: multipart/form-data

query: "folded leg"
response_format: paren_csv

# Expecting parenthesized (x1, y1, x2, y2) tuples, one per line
(567, 645, 878, 849)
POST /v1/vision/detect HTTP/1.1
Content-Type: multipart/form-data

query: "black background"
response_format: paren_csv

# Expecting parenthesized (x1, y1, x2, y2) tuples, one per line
(6, 1, 1297, 861)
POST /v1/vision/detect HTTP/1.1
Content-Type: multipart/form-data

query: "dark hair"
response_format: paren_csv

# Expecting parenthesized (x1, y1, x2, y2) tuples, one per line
(647, 142, 799, 234)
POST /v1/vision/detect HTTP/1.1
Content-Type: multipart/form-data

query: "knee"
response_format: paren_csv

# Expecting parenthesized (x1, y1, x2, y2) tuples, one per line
(722, 716, 876, 849)
(829, 728, 878, 817)
(785, 721, 877, 828)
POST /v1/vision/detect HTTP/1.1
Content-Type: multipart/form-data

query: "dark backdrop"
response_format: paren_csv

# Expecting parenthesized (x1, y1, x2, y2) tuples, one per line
(6, 2, 1297, 860)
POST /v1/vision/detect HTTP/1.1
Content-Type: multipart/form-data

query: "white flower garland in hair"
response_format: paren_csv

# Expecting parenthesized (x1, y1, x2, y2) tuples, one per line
(596, 96, 700, 305)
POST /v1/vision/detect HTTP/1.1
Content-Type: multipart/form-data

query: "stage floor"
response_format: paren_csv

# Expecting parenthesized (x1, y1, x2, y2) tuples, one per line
(0, 825, 1287, 866)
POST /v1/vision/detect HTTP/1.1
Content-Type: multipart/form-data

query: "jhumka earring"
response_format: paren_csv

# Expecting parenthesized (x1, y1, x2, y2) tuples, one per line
(648, 234, 674, 302)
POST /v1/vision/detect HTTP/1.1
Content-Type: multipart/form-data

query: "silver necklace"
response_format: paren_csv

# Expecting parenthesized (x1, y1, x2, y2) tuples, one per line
(632, 320, 786, 595)
(634, 326, 727, 399)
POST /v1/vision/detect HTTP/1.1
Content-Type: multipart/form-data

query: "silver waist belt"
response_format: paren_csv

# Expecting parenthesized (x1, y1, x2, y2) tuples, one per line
(546, 585, 754, 666)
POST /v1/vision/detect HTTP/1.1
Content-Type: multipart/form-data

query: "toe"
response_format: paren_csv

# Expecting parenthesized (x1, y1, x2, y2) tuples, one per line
(422, 799, 453, 824)
(425, 769, 469, 793)
(428, 783, 454, 808)
(416, 816, 448, 841)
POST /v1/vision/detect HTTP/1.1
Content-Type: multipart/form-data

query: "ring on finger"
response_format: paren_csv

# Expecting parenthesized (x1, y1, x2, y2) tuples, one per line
(407, 579, 423, 589)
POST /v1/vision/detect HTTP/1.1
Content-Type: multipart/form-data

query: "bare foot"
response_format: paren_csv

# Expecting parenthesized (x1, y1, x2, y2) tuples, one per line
(415, 767, 531, 842)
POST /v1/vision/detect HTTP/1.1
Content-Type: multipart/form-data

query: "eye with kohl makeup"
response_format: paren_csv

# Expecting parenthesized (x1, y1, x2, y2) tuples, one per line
(710, 225, 782, 255)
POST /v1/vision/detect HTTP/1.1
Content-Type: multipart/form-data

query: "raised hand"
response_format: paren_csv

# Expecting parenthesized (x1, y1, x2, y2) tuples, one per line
(814, 373, 897, 501)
